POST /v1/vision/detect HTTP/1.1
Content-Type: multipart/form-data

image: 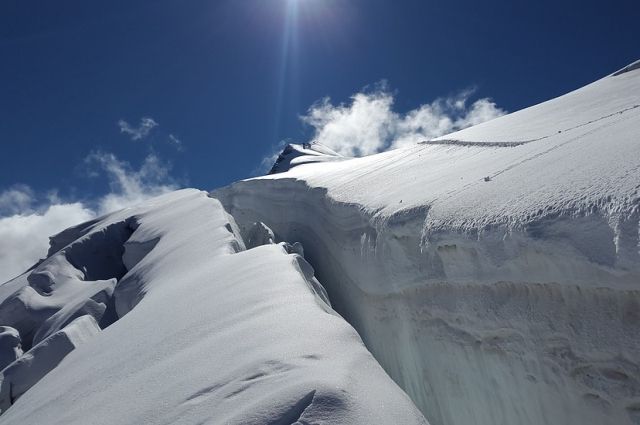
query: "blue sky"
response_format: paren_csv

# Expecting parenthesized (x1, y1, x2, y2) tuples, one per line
(0, 0, 639, 279)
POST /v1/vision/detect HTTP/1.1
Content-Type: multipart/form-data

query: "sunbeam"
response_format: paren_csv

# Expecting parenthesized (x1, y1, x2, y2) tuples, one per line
(272, 0, 301, 142)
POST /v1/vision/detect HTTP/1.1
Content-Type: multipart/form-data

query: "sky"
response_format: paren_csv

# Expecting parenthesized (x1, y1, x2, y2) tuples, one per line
(1, 0, 639, 281)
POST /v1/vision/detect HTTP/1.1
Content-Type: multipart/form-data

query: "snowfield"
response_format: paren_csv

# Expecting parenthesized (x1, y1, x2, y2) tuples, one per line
(0, 61, 638, 424)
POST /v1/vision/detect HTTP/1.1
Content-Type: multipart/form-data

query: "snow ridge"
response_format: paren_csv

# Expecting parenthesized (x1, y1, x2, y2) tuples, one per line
(0, 189, 427, 424)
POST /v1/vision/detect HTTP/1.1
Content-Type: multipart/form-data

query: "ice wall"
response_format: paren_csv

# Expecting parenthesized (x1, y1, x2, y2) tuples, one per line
(214, 177, 640, 425)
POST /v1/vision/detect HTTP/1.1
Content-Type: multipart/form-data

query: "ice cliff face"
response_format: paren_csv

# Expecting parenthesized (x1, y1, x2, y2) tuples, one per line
(214, 62, 640, 425)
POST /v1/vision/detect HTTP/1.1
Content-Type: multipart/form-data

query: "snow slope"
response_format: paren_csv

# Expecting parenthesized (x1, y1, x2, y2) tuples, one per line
(0, 189, 426, 424)
(214, 63, 640, 425)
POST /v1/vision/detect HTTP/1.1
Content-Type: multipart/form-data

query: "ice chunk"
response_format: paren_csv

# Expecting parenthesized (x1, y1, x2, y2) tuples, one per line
(0, 328, 22, 371)
(0, 315, 100, 413)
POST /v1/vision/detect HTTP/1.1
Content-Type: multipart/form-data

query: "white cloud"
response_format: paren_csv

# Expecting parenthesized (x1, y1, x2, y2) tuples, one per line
(300, 85, 506, 157)
(0, 184, 35, 216)
(86, 152, 178, 214)
(0, 203, 95, 282)
(118, 117, 158, 141)
(0, 153, 178, 283)
(302, 90, 395, 157)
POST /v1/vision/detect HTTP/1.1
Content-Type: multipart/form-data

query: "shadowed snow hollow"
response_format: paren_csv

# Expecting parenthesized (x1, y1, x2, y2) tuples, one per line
(214, 61, 640, 425)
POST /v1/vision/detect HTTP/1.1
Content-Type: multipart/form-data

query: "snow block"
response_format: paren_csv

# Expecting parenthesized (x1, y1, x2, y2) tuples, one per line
(0, 315, 100, 413)
(0, 327, 22, 371)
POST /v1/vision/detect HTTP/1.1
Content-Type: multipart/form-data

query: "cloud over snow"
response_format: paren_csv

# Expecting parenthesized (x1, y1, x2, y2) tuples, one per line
(300, 85, 506, 157)
(0, 153, 178, 282)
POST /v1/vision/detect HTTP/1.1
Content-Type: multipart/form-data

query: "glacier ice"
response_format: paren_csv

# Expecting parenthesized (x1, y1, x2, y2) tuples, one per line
(213, 62, 640, 425)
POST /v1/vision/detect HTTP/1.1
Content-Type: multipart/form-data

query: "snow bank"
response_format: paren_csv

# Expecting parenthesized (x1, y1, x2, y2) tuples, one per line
(0, 189, 426, 424)
(214, 62, 640, 425)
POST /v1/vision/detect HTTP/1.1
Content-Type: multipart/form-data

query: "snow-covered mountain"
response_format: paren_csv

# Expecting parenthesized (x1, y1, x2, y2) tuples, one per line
(1, 61, 639, 424)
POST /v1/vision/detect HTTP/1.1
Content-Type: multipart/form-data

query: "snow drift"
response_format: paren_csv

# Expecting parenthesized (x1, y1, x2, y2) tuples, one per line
(0, 190, 426, 424)
(214, 62, 640, 425)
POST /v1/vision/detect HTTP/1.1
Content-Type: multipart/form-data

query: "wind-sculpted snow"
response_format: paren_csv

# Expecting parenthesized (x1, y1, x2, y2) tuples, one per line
(0, 218, 135, 352)
(0, 189, 427, 424)
(214, 62, 640, 425)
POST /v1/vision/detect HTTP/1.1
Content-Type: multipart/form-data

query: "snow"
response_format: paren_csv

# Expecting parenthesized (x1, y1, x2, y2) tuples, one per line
(0, 327, 22, 370)
(0, 61, 638, 425)
(214, 62, 640, 425)
(0, 189, 426, 424)
(0, 315, 100, 412)
(269, 142, 344, 174)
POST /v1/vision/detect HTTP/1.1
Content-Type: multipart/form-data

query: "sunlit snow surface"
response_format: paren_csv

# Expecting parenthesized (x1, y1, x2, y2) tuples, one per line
(0, 190, 426, 424)
(216, 65, 640, 425)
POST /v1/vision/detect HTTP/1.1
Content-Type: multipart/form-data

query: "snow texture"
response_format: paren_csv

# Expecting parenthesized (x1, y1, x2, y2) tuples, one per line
(0, 190, 426, 424)
(214, 62, 640, 425)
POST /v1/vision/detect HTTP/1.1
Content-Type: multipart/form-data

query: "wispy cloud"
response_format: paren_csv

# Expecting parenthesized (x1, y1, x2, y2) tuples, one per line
(300, 84, 506, 157)
(0, 153, 179, 283)
(85, 152, 178, 213)
(118, 117, 158, 141)
(0, 184, 36, 216)
(167, 134, 184, 152)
